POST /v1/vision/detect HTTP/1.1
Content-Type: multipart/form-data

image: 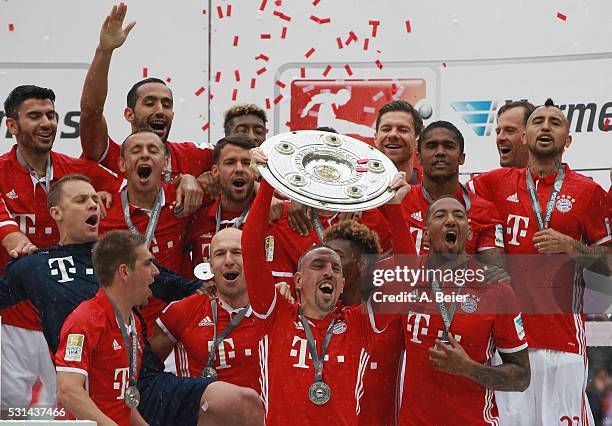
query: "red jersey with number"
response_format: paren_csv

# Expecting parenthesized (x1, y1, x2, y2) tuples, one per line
(100, 137, 213, 180)
(391, 261, 528, 425)
(468, 165, 611, 354)
(0, 146, 119, 330)
(157, 294, 260, 392)
(266, 208, 393, 287)
(400, 183, 504, 255)
(55, 289, 144, 426)
(99, 182, 192, 332)
(187, 197, 251, 267)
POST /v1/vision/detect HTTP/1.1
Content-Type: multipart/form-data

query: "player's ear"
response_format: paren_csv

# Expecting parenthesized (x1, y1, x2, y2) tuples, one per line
(459, 151, 465, 166)
(119, 155, 127, 174)
(338, 277, 345, 294)
(118, 263, 130, 282)
(5, 118, 18, 136)
(211, 164, 219, 180)
(467, 224, 474, 241)
(49, 205, 62, 221)
(124, 107, 135, 123)
(294, 272, 303, 291)
(564, 134, 572, 149)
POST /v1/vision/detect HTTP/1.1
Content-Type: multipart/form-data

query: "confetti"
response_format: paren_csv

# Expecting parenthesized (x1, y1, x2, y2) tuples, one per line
(250, 78, 257, 89)
(345, 31, 358, 45)
(233, 35, 239, 46)
(362, 38, 369, 50)
(215, 71, 221, 82)
(300, 67, 306, 78)
(165, 77, 172, 83)
(375, 59, 383, 70)
(275, 0, 282, 5)
(322, 65, 332, 76)
(557, 12, 567, 21)
(255, 54, 270, 61)
(232, 88, 238, 101)
(8, 24, 14, 32)
(234, 69, 240, 82)
(441, 62, 447, 68)
(313, 0, 321, 5)
(305, 47, 316, 58)
(368, 20, 380, 37)
(226, 4, 232, 16)
(195, 87, 205, 96)
(142, 67, 148, 78)
(405, 20, 412, 33)
(310, 15, 330, 24)
(201, 122, 210, 131)
(344, 64, 353, 76)
(275, 80, 286, 88)
(202, 9, 207, 14)
(336, 37, 344, 49)
(217, 6, 224, 18)
(274, 11, 291, 21)
(256, 67, 267, 75)
(265, 98, 271, 109)
(259, 0, 268, 11)
(605, 118, 610, 131)
(260, 33, 272, 39)
(281, 26, 288, 39)
(274, 94, 283, 105)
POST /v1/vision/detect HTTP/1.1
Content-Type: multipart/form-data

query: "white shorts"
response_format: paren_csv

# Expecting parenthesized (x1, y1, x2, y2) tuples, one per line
(495, 348, 594, 426)
(1, 325, 56, 410)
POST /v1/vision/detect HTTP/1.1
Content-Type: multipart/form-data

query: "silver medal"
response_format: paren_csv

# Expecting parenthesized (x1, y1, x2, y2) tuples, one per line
(308, 381, 331, 405)
(202, 366, 218, 379)
(125, 385, 140, 408)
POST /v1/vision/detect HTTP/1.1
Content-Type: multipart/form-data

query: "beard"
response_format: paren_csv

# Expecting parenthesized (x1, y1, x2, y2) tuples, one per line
(220, 180, 254, 205)
(133, 116, 171, 143)
(17, 124, 54, 154)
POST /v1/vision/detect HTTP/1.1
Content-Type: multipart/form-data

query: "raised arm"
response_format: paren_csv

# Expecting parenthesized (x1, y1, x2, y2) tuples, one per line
(80, 3, 135, 161)
(378, 172, 416, 255)
(242, 149, 277, 315)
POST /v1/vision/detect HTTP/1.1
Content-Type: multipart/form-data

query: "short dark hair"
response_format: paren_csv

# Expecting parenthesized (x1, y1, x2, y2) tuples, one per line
(375, 100, 423, 135)
(47, 174, 92, 210)
(323, 220, 381, 272)
(223, 104, 267, 136)
(296, 244, 340, 272)
(544, 98, 555, 107)
(418, 120, 464, 154)
(120, 128, 163, 158)
(92, 230, 146, 287)
(315, 126, 338, 133)
(497, 100, 536, 126)
(425, 195, 464, 225)
(213, 135, 257, 164)
(4, 85, 56, 119)
(126, 78, 168, 110)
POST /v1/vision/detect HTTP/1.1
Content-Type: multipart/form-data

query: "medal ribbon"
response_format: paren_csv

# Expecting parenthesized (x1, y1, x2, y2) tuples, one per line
(205, 299, 249, 372)
(214, 203, 251, 234)
(525, 166, 566, 230)
(121, 187, 163, 249)
(310, 209, 326, 243)
(430, 278, 463, 341)
(421, 183, 471, 212)
(16, 148, 53, 193)
(111, 305, 139, 388)
(299, 312, 335, 382)
(162, 144, 172, 182)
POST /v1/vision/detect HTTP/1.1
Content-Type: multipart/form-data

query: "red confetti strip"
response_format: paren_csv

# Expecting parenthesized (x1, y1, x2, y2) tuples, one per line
(255, 54, 270, 61)
(217, 6, 224, 18)
(215, 71, 221, 82)
(165, 77, 172, 83)
(274, 94, 283, 105)
(8, 24, 14, 32)
(442, 62, 447, 68)
(250, 78, 257, 89)
(232, 89, 238, 101)
(226, 4, 232, 16)
(336, 37, 343, 49)
(273, 11, 292, 21)
(391, 83, 397, 93)
(345, 31, 358, 45)
(605, 118, 610, 131)
(209, 93, 214, 100)
(256, 67, 267, 75)
(319, 17, 331, 24)
(375, 59, 383, 70)
(142, 67, 148, 78)
(275, 0, 282, 5)
(310, 15, 320, 23)
(234, 69, 240, 82)
(356, 167, 368, 173)
(265, 98, 271, 109)
(305, 47, 316, 58)
(260, 33, 272, 39)
(322, 65, 332, 76)
(281, 26, 288, 39)
(300, 67, 306, 78)
(195, 87, 205, 96)
(344, 64, 353, 76)
(368, 20, 380, 37)
(275, 80, 286, 88)
(259, 0, 268, 11)
(233, 35, 239, 46)
(405, 20, 412, 33)
(202, 9, 207, 14)
(557, 12, 567, 21)
(313, 0, 321, 5)
(201, 122, 210, 131)
(363, 38, 369, 50)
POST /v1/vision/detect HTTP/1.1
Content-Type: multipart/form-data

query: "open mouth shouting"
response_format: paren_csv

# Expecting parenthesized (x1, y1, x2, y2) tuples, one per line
(317, 280, 335, 301)
(148, 119, 168, 137)
(136, 164, 153, 183)
(442, 229, 459, 251)
(85, 213, 99, 230)
(536, 134, 554, 147)
(222, 271, 240, 283)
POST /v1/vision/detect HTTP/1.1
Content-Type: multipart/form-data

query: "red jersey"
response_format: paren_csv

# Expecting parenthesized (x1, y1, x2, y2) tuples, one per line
(55, 289, 144, 426)
(392, 261, 528, 426)
(187, 197, 251, 267)
(468, 165, 611, 354)
(157, 294, 260, 392)
(0, 146, 119, 330)
(99, 182, 192, 332)
(267, 208, 393, 286)
(401, 183, 504, 255)
(100, 137, 213, 180)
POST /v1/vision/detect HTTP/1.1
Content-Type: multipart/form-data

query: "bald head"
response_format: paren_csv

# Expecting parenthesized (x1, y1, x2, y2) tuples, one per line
(211, 227, 242, 254)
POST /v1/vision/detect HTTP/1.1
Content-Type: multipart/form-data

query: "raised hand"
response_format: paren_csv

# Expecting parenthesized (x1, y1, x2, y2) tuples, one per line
(99, 3, 136, 52)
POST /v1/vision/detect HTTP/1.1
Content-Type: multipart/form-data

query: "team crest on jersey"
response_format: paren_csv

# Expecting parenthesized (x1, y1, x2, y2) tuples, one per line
(461, 294, 479, 313)
(265, 236, 275, 262)
(555, 194, 575, 213)
(65, 334, 85, 362)
(332, 321, 347, 335)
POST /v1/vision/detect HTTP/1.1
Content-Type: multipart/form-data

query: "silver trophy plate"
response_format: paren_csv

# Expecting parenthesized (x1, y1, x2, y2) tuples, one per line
(258, 131, 398, 212)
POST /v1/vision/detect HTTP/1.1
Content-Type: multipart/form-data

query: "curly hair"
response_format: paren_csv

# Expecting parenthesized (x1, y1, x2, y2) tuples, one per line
(323, 220, 381, 258)
(223, 104, 267, 135)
